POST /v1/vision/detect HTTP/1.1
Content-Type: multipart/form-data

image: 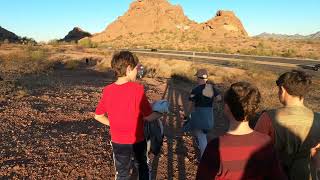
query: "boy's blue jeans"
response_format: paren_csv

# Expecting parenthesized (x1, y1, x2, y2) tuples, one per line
(112, 140, 149, 180)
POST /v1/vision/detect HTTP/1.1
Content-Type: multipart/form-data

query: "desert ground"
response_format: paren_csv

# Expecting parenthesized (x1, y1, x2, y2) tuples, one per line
(1, 44, 320, 179)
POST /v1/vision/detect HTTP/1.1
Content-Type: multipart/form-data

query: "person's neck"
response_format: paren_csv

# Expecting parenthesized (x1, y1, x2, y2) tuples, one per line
(115, 76, 130, 85)
(197, 80, 207, 85)
(284, 97, 305, 108)
(228, 118, 253, 135)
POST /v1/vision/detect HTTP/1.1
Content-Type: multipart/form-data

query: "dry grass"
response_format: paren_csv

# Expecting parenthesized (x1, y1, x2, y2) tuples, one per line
(96, 55, 246, 83)
(0, 46, 54, 99)
(100, 33, 320, 60)
(64, 60, 81, 70)
(0, 46, 54, 85)
(1, 44, 319, 113)
(96, 52, 319, 112)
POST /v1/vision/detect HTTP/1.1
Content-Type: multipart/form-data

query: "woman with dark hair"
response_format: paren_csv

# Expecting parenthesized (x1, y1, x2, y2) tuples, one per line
(196, 82, 287, 180)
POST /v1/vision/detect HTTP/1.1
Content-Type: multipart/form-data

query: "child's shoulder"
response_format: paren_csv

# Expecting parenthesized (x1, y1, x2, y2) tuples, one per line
(107, 82, 145, 92)
(105, 81, 143, 88)
(128, 81, 145, 90)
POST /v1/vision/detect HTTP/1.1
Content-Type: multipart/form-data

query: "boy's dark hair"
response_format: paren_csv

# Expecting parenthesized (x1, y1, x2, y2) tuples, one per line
(224, 82, 261, 122)
(276, 70, 312, 98)
(111, 51, 139, 77)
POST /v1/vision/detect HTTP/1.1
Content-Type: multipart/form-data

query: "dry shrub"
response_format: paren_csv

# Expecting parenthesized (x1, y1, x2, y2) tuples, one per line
(0, 47, 54, 96)
(15, 89, 29, 99)
(64, 60, 80, 70)
(94, 55, 112, 71)
(78, 38, 98, 48)
(0, 48, 51, 76)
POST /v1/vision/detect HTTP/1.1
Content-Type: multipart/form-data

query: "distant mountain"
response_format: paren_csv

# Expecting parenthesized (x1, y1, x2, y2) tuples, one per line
(307, 31, 320, 39)
(255, 31, 320, 40)
(0, 26, 20, 42)
(60, 27, 92, 42)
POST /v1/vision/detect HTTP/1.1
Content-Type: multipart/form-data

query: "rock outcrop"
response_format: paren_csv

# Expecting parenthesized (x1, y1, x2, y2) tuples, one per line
(196, 10, 248, 39)
(91, 0, 196, 42)
(90, 0, 248, 43)
(60, 27, 92, 42)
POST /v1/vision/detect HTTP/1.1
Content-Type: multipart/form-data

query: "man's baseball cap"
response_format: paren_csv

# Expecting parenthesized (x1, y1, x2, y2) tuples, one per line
(195, 69, 208, 79)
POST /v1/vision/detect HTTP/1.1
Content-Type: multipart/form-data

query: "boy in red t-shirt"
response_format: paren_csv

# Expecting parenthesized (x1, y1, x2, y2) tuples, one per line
(94, 51, 162, 180)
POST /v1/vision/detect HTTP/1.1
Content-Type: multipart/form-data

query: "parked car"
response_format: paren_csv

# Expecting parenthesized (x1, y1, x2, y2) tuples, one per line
(313, 64, 320, 71)
(299, 64, 320, 71)
(151, 48, 157, 52)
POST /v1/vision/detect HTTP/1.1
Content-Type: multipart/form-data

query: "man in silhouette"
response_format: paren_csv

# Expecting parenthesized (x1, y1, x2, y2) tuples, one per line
(255, 70, 320, 180)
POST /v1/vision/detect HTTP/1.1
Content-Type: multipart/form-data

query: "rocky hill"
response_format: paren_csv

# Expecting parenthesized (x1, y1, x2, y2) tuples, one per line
(90, 0, 247, 43)
(0, 26, 20, 42)
(60, 27, 92, 42)
(91, 0, 196, 42)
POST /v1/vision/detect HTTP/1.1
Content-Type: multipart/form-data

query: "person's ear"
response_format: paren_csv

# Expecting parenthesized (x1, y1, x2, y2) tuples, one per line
(126, 65, 132, 75)
(280, 86, 287, 96)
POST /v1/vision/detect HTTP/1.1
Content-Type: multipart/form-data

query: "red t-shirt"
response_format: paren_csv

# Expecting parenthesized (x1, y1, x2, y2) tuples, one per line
(95, 82, 152, 144)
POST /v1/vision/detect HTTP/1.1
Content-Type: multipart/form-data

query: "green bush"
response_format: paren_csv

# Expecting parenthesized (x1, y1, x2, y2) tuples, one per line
(78, 38, 98, 48)
(48, 39, 60, 46)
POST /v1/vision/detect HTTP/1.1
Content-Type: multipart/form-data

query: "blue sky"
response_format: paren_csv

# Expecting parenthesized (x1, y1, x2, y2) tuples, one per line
(0, 0, 319, 42)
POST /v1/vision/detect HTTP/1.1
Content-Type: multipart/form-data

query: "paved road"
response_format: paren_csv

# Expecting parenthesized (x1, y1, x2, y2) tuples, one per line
(127, 49, 320, 79)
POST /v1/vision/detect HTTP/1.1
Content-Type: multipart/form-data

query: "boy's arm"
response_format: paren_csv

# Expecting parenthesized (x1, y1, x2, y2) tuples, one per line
(94, 114, 110, 126)
(212, 86, 222, 102)
(311, 143, 320, 168)
(186, 101, 194, 117)
(144, 112, 163, 122)
(140, 89, 162, 122)
(95, 88, 109, 126)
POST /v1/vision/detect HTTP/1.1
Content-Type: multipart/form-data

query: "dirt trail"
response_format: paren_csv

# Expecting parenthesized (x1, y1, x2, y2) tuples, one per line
(0, 63, 227, 179)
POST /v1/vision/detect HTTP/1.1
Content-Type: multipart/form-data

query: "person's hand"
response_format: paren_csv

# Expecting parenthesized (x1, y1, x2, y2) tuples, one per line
(161, 113, 168, 127)
(215, 94, 222, 102)
(311, 143, 320, 156)
(311, 143, 320, 168)
(179, 110, 186, 120)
